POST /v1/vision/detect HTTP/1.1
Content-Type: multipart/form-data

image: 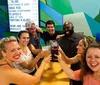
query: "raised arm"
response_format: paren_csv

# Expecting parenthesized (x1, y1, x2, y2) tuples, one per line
(59, 47, 81, 64)
(56, 34, 64, 39)
(55, 53, 76, 80)
(34, 55, 51, 78)
(8, 55, 51, 85)
(28, 44, 42, 54)
(20, 51, 49, 70)
(36, 27, 43, 33)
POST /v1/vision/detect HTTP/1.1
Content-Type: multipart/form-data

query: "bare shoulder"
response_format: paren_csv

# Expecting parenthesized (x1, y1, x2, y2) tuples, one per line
(0, 65, 38, 85)
(0, 62, 26, 77)
(0, 65, 16, 76)
(0, 65, 14, 84)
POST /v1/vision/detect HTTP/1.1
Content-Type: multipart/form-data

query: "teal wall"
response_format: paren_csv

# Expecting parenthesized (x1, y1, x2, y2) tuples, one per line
(40, 0, 100, 36)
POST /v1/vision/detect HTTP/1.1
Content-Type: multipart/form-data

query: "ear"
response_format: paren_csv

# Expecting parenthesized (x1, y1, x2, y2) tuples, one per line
(1, 51, 6, 58)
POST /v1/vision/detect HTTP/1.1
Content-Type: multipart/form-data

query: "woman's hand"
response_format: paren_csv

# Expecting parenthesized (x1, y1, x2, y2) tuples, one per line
(39, 50, 51, 58)
(54, 51, 62, 62)
(42, 55, 52, 64)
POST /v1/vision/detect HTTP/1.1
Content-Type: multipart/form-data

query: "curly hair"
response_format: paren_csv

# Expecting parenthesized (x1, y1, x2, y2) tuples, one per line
(82, 36, 96, 50)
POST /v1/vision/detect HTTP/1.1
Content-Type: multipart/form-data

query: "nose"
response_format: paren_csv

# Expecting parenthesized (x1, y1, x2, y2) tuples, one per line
(16, 49, 21, 55)
(25, 38, 29, 41)
(76, 45, 79, 49)
(26, 38, 28, 41)
(49, 27, 53, 29)
(64, 28, 69, 32)
(90, 57, 96, 62)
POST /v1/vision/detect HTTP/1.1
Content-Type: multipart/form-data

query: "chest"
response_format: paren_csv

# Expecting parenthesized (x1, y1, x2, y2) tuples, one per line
(83, 75, 100, 85)
(22, 48, 33, 62)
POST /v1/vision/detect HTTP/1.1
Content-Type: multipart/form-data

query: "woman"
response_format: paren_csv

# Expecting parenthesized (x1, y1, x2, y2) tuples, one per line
(56, 43, 100, 85)
(0, 36, 51, 85)
(26, 22, 43, 66)
(59, 36, 96, 64)
(13, 30, 48, 74)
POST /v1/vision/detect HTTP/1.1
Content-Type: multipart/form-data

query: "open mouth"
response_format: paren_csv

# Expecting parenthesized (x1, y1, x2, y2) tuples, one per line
(90, 63, 98, 68)
(65, 31, 70, 35)
(13, 55, 20, 59)
(66, 31, 69, 34)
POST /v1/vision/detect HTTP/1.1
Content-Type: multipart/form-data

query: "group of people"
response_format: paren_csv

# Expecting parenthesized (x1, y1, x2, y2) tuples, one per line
(0, 20, 99, 85)
(0, 36, 51, 85)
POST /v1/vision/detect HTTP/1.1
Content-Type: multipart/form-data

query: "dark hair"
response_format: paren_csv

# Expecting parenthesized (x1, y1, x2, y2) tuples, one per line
(45, 20, 55, 27)
(17, 30, 29, 38)
(80, 42, 100, 80)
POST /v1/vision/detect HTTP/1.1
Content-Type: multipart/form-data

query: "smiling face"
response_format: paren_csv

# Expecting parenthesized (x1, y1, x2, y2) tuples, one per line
(86, 48, 100, 72)
(2, 41, 21, 62)
(63, 22, 74, 37)
(46, 24, 55, 35)
(77, 39, 84, 54)
(28, 24, 37, 34)
(18, 32, 30, 46)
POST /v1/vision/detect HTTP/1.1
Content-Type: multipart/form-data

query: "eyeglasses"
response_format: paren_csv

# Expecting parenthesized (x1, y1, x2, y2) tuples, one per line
(31, 26, 36, 29)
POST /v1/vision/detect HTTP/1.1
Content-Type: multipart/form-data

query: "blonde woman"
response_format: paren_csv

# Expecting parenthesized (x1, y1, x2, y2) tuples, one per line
(56, 43, 100, 85)
(0, 36, 51, 85)
(59, 36, 96, 64)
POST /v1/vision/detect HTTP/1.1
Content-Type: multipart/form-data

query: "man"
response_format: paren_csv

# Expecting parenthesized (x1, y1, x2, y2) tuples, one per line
(25, 21, 42, 54)
(40, 20, 64, 45)
(58, 21, 84, 85)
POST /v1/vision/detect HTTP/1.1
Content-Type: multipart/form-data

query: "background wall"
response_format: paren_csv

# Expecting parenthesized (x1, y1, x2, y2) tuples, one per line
(0, 0, 100, 38)
(40, 0, 100, 37)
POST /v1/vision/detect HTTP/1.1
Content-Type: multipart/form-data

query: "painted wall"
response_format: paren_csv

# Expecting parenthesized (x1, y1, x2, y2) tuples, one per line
(0, 0, 100, 38)
(40, 0, 100, 37)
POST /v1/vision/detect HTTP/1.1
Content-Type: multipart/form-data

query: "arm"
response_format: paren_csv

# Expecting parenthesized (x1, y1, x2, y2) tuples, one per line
(8, 56, 51, 85)
(55, 53, 76, 80)
(20, 51, 44, 70)
(20, 51, 50, 70)
(37, 27, 43, 33)
(56, 34, 64, 39)
(59, 47, 81, 64)
(8, 68, 40, 85)
(28, 44, 42, 54)
(34, 55, 51, 78)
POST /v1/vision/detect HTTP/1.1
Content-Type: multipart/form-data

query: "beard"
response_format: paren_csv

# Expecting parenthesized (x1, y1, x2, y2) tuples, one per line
(64, 29, 74, 37)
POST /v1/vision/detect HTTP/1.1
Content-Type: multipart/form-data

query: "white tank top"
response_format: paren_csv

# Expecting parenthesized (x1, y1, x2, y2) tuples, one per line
(13, 46, 35, 73)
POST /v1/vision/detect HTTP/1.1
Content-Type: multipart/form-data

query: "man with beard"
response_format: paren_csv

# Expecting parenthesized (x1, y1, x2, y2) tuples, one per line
(58, 21, 84, 85)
